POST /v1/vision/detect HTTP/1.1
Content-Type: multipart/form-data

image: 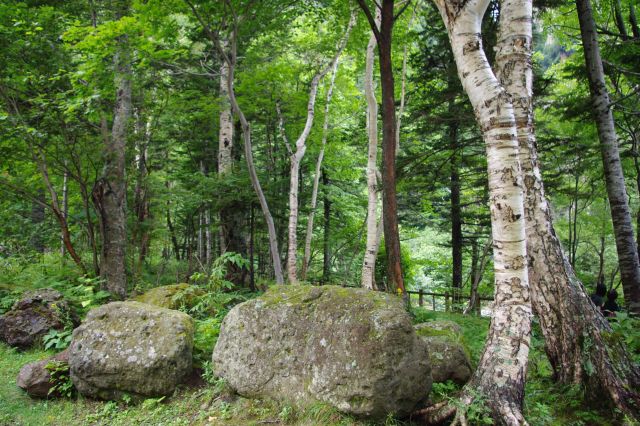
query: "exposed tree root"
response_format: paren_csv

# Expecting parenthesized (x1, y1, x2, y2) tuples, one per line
(410, 401, 456, 424)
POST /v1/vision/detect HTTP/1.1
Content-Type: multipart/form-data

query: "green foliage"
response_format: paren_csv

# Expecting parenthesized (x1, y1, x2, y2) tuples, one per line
(43, 328, 73, 351)
(193, 316, 223, 367)
(45, 361, 74, 398)
(608, 312, 640, 364)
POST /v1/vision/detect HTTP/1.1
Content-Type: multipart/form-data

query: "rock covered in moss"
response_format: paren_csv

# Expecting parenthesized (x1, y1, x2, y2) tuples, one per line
(0, 288, 78, 349)
(17, 349, 69, 398)
(212, 285, 431, 419)
(69, 301, 194, 400)
(133, 283, 204, 310)
(414, 321, 472, 385)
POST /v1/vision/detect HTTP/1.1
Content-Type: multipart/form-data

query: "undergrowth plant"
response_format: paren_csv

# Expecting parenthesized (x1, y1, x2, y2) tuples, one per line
(45, 360, 74, 398)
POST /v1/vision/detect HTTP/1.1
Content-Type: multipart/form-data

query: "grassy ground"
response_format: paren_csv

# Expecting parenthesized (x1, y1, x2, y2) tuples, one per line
(0, 306, 624, 426)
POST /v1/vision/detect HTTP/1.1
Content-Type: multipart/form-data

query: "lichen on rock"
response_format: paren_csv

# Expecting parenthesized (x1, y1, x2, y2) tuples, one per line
(133, 283, 205, 311)
(69, 301, 194, 400)
(213, 285, 432, 419)
(0, 288, 78, 349)
(414, 321, 472, 385)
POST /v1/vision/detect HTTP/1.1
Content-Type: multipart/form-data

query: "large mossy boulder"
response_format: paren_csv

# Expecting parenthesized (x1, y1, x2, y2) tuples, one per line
(212, 285, 431, 419)
(0, 288, 78, 349)
(414, 321, 472, 385)
(69, 301, 194, 400)
(133, 283, 204, 310)
(17, 349, 69, 398)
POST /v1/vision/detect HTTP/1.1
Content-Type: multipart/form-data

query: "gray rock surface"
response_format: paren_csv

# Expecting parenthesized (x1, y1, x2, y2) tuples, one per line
(17, 349, 69, 398)
(414, 321, 472, 385)
(213, 285, 431, 419)
(69, 301, 194, 400)
(0, 288, 77, 349)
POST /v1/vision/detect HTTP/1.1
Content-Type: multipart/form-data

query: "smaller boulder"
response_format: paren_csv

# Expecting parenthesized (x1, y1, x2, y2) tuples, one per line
(0, 288, 78, 349)
(69, 301, 194, 400)
(133, 283, 204, 310)
(414, 321, 472, 385)
(17, 349, 69, 398)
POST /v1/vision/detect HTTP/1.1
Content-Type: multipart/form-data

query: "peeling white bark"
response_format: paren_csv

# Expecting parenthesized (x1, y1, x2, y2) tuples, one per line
(218, 39, 233, 256)
(435, 0, 531, 422)
(286, 12, 356, 284)
(361, 8, 382, 290)
(497, 0, 640, 418)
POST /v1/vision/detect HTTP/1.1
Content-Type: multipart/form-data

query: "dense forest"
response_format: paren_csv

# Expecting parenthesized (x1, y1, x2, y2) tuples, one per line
(1, 0, 640, 425)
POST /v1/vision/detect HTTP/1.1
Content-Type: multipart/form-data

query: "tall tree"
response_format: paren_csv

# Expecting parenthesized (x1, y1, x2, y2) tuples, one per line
(361, 8, 381, 290)
(576, 0, 640, 314)
(185, 0, 286, 284)
(285, 11, 355, 283)
(357, 0, 407, 297)
(92, 0, 132, 299)
(419, 0, 532, 422)
(218, 38, 233, 255)
(497, 0, 640, 418)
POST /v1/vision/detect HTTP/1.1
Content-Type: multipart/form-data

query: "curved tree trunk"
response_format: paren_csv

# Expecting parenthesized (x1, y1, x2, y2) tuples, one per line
(286, 11, 355, 284)
(576, 0, 640, 314)
(432, 0, 532, 422)
(496, 0, 640, 418)
(361, 8, 382, 290)
(226, 34, 284, 284)
(301, 56, 341, 280)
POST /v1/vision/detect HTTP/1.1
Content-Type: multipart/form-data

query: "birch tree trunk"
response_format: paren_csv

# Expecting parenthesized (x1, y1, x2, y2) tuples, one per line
(496, 0, 640, 418)
(218, 39, 233, 255)
(214, 23, 284, 284)
(301, 57, 341, 280)
(428, 0, 532, 422)
(93, 8, 131, 298)
(576, 0, 640, 314)
(361, 8, 381, 290)
(286, 12, 355, 283)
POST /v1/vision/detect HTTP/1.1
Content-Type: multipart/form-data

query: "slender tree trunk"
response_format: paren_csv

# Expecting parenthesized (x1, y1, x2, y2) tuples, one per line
(219, 25, 284, 284)
(93, 4, 131, 298)
(427, 0, 532, 422)
(464, 238, 491, 315)
(61, 167, 68, 257)
(286, 12, 355, 283)
(496, 0, 640, 418)
(631, 2, 640, 38)
(358, 0, 406, 297)
(301, 57, 342, 281)
(449, 108, 463, 309)
(576, 0, 640, 314)
(361, 8, 382, 290)
(218, 39, 233, 255)
(30, 189, 45, 253)
(133, 117, 150, 271)
(249, 204, 255, 291)
(395, 4, 416, 151)
(77, 182, 99, 275)
(36, 154, 86, 274)
(322, 170, 331, 284)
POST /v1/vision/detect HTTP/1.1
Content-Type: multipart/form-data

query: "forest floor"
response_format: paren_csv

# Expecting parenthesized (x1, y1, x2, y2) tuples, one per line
(0, 307, 621, 426)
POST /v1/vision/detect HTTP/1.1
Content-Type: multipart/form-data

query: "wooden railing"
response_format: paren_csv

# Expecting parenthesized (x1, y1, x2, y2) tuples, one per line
(406, 289, 494, 311)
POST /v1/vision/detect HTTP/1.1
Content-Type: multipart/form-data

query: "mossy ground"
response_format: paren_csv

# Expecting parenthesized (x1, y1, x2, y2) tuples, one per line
(0, 303, 624, 425)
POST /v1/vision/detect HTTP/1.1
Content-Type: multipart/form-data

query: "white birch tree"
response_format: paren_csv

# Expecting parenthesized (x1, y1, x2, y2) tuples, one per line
(285, 11, 356, 283)
(361, 8, 382, 290)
